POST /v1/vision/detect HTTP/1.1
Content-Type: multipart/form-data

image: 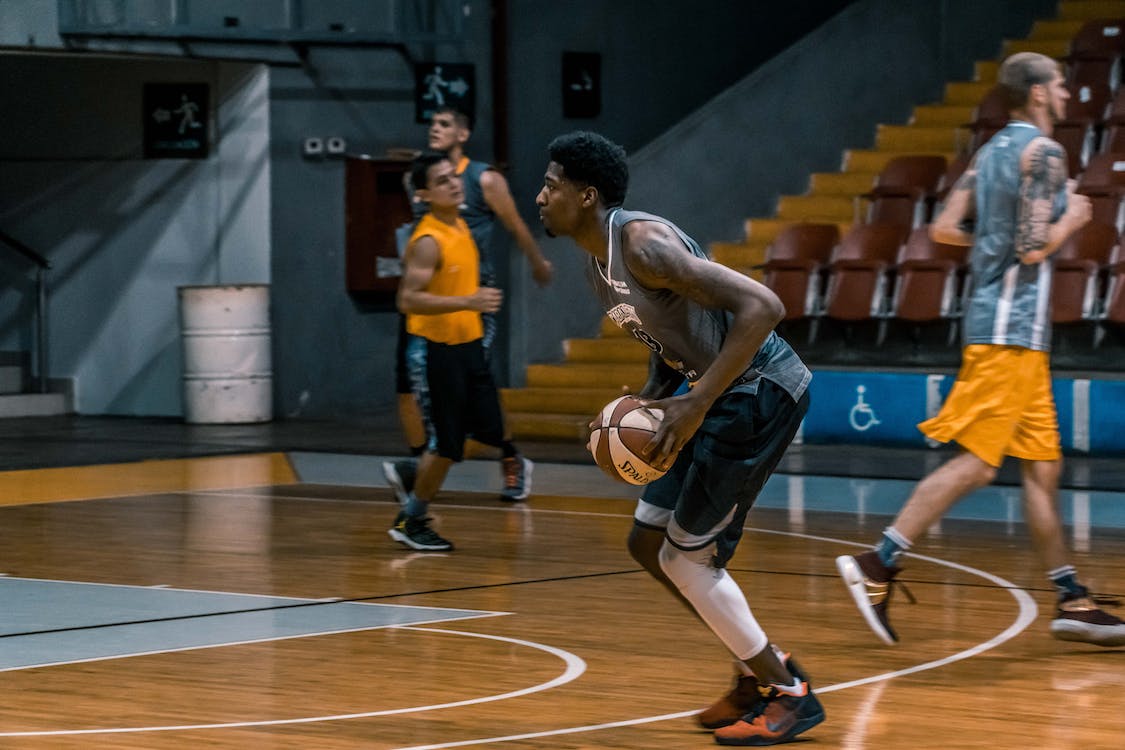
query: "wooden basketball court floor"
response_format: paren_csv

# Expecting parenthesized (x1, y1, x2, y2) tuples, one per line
(1, 444, 1123, 749)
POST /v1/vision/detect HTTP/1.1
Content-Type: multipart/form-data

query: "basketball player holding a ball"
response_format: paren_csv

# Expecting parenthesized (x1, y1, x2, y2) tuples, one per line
(536, 131, 820, 746)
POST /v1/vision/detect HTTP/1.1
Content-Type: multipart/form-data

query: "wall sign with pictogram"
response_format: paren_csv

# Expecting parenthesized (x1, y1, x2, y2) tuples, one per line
(143, 82, 209, 159)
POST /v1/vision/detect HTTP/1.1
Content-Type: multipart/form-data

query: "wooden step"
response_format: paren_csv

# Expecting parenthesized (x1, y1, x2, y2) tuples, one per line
(710, 240, 769, 276)
(501, 386, 625, 415)
(875, 124, 960, 152)
(524, 362, 648, 389)
(1001, 38, 1072, 59)
(1027, 19, 1086, 41)
(808, 171, 877, 195)
(743, 218, 851, 243)
(943, 80, 993, 106)
(1058, 1, 1125, 21)
(563, 338, 650, 363)
(974, 60, 999, 84)
(506, 410, 591, 442)
(910, 104, 975, 128)
(599, 317, 629, 337)
(843, 149, 957, 174)
(775, 195, 855, 221)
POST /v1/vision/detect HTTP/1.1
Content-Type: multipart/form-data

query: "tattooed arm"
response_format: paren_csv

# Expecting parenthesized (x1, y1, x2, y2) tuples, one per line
(618, 221, 785, 465)
(1016, 136, 1091, 265)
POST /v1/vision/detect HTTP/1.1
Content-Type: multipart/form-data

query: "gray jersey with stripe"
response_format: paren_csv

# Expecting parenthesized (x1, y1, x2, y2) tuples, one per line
(964, 121, 1067, 351)
(587, 208, 810, 401)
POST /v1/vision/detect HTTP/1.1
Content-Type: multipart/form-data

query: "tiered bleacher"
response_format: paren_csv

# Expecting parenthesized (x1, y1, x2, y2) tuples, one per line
(501, 3, 1125, 453)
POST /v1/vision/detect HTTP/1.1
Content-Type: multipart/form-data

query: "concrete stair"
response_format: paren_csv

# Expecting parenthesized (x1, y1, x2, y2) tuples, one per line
(502, 0, 1097, 443)
(0, 351, 71, 418)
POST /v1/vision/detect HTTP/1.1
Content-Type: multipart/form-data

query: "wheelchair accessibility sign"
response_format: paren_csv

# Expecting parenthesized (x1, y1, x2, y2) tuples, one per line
(799, 370, 1106, 452)
(848, 385, 881, 431)
(803, 371, 940, 446)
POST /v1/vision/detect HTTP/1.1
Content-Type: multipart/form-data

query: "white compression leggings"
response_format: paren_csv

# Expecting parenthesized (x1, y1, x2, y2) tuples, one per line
(658, 539, 769, 661)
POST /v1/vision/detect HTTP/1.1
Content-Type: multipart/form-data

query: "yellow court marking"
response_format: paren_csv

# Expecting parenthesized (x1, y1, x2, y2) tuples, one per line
(0, 453, 298, 506)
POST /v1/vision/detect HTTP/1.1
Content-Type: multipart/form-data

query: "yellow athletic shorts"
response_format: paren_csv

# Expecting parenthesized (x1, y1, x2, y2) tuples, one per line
(918, 344, 1061, 468)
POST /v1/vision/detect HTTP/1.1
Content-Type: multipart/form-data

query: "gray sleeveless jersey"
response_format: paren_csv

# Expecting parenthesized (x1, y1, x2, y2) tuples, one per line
(964, 121, 1067, 351)
(587, 208, 810, 401)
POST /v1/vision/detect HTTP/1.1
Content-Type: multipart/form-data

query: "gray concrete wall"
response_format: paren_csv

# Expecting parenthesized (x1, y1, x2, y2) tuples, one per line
(626, 0, 1056, 244)
(0, 54, 270, 415)
(265, 15, 494, 418)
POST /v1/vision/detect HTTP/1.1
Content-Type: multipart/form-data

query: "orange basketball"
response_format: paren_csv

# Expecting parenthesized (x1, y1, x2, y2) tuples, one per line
(587, 395, 667, 485)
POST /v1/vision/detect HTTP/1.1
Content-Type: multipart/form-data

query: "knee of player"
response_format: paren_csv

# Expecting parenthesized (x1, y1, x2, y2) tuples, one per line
(657, 539, 712, 584)
(974, 461, 999, 487)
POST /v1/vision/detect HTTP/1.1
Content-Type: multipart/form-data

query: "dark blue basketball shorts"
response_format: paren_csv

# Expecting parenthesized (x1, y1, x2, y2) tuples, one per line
(635, 378, 809, 566)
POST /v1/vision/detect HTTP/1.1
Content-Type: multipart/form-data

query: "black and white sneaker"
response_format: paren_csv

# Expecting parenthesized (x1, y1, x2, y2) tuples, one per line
(388, 511, 453, 552)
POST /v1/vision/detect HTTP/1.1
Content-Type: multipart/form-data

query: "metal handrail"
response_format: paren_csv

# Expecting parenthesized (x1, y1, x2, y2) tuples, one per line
(0, 230, 50, 393)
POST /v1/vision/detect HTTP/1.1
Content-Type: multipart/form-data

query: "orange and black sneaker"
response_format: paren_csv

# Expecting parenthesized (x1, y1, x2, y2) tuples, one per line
(697, 674, 763, 730)
(1050, 590, 1125, 647)
(696, 654, 807, 730)
(836, 550, 906, 644)
(712, 678, 825, 746)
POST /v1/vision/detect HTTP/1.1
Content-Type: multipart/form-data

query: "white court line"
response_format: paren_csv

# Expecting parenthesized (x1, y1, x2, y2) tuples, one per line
(0, 513, 1039, 741)
(0, 627, 586, 737)
(387, 532, 1039, 750)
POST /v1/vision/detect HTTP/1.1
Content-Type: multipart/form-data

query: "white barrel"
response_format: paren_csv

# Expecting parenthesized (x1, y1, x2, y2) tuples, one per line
(178, 284, 272, 424)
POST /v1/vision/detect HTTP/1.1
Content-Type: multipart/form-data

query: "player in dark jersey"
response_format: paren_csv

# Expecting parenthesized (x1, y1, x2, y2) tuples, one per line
(536, 130, 823, 747)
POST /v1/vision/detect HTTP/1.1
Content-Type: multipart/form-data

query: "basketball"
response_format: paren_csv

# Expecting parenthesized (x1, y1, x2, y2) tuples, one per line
(587, 395, 667, 485)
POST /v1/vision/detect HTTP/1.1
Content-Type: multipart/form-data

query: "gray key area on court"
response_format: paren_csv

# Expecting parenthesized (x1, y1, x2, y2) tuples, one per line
(0, 577, 503, 672)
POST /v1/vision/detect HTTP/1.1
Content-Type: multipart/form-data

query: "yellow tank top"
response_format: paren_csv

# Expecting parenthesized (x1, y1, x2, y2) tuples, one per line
(405, 213, 483, 345)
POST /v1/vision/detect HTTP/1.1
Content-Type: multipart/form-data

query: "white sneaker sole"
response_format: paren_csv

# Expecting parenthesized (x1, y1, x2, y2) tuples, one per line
(1050, 619, 1125, 647)
(387, 526, 452, 552)
(836, 554, 897, 645)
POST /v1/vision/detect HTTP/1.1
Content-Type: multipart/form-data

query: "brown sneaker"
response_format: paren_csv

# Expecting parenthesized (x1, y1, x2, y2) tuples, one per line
(1050, 593, 1125, 647)
(712, 680, 825, 746)
(697, 674, 763, 730)
(696, 654, 806, 730)
(836, 550, 903, 644)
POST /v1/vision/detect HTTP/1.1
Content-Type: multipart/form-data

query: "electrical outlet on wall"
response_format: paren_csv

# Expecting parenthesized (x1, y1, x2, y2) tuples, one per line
(302, 137, 324, 157)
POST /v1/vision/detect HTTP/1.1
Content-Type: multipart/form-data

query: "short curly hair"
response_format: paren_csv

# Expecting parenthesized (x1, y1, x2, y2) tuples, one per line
(547, 131, 629, 207)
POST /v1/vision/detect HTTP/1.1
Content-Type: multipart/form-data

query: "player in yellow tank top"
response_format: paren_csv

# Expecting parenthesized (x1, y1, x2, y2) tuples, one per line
(390, 152, 524, 552)
(404, 212, 483, 345)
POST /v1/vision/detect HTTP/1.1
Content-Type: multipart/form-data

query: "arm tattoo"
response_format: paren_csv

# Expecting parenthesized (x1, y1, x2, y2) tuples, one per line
(1016, 140, 1067, 257)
